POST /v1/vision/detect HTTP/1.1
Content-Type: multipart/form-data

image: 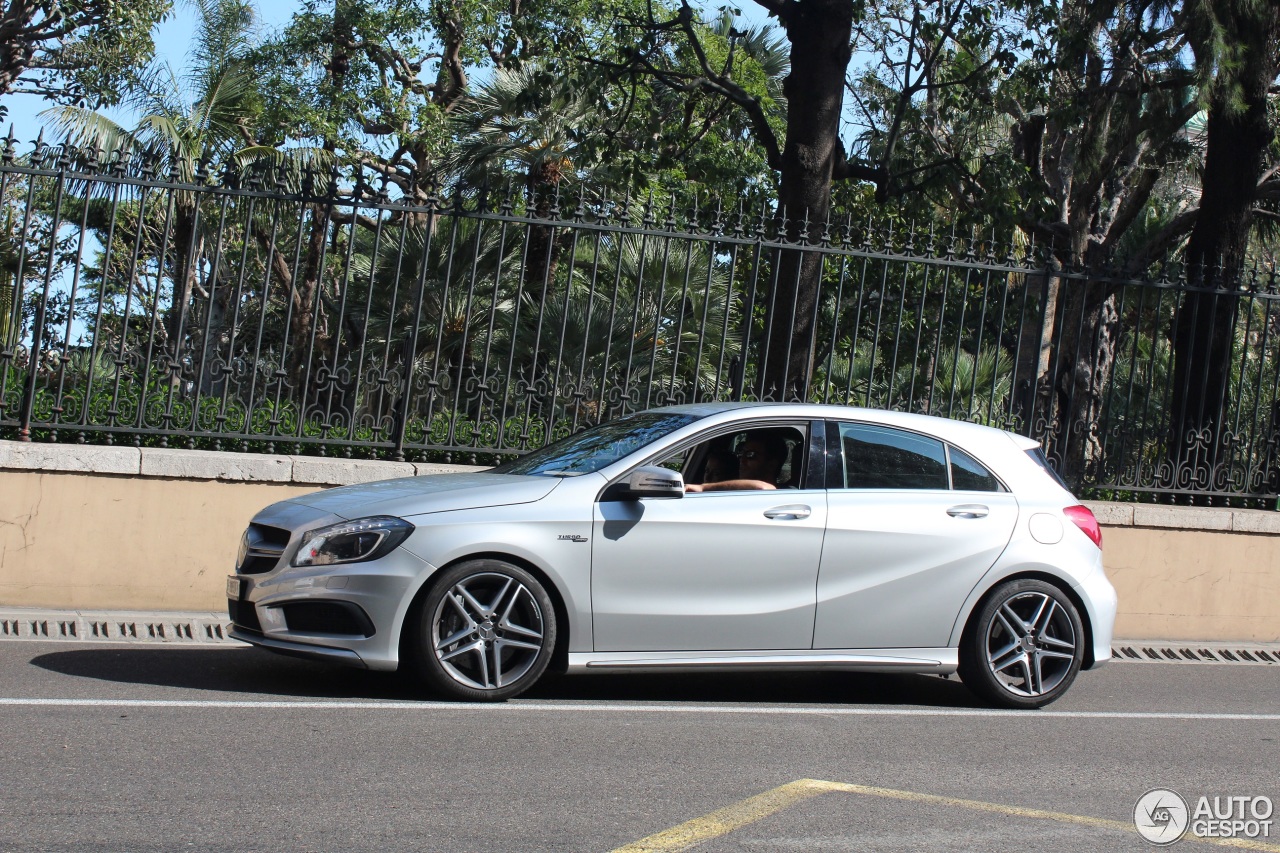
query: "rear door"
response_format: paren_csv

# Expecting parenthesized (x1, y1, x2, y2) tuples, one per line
(813, 421, 1018, 649)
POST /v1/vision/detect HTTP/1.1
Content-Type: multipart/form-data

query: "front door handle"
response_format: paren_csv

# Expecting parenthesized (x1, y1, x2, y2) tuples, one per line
(947, 504, 989, 519)
(764, 504, 812, 520)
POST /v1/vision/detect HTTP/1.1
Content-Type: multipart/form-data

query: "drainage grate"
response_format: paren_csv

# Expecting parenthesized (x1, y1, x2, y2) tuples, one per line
(0, 609, 240, 645)
(1111, 642, 1280, 665)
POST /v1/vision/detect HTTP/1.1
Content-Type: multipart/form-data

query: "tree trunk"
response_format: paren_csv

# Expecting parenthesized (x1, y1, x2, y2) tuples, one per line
(757, 0, 852, 400)
(165, 207, 203, 388)
(288, 201, 333, 400)
(1168, 4, 1280, 497)
(1045, 284, 1122, 490)
(0, 3, 39, 98)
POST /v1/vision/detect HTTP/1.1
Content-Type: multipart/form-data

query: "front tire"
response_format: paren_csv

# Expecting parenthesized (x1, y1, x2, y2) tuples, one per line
(413, 559, 556, 702)
(958, 579, 1085, 709)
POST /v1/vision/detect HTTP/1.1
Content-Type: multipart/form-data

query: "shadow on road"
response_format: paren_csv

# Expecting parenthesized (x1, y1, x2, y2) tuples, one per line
(29, 645, 987, 708)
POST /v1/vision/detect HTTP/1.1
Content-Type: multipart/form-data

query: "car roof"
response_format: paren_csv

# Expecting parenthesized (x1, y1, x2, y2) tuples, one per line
(652, 401, 1039, 449)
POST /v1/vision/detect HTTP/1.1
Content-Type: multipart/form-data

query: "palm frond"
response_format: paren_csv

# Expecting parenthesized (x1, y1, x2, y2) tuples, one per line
(38, 106, 137, 156)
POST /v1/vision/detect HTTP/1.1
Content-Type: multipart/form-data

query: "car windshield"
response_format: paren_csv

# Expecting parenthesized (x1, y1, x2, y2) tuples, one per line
(493, 412, 701, 477)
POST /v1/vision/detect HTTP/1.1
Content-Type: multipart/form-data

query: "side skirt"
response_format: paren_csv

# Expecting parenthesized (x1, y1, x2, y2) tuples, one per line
(565, 648, 958, 675)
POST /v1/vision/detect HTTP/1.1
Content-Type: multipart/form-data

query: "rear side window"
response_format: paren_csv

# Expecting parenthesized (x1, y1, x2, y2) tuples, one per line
(949, 447, 1005, 492)
(1026, 447, 1072, 492)
(836, 423, 949, 490)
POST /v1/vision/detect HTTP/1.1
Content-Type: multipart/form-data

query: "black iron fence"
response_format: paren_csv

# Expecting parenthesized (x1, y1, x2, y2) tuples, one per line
(2, 140, 1279, 504)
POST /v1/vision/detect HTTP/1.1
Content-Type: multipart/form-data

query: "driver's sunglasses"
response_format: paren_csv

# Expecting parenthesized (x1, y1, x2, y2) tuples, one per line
(736, 449, 762, 460)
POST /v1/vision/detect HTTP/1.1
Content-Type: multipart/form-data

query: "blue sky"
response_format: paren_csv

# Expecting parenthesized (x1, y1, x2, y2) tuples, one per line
(1, 0, 778, 147)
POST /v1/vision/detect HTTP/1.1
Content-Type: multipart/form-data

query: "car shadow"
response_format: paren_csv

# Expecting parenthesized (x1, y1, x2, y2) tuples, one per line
(30, 646, 419, 700)
(29, 646, 988, 708)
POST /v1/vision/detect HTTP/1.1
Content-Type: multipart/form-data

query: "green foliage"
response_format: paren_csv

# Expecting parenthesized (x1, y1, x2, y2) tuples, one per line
(3, 0, 171, 107)
(249, 0, 448, 159)
(42, 0, 264, 178)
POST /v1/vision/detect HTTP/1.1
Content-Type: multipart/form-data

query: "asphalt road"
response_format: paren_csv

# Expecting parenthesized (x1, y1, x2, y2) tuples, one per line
(0, 641, 1277, 852)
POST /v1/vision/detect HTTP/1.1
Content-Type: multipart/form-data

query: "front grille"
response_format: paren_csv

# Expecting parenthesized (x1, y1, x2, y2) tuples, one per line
(237, 523, 291, 574)
(279, 601, 375, 637)
(238, 554, 280, 574)
(227, 598, 262, 634)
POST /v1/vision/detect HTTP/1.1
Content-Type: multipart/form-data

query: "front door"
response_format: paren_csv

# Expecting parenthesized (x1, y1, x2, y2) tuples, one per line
(591, 422, 827, 652)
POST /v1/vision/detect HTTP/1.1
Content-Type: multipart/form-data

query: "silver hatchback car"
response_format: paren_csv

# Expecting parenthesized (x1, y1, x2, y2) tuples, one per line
(228, 403, 1116, 708)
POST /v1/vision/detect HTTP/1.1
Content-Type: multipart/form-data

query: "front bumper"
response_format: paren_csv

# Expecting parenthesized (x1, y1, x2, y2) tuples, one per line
(227, 547, 434, 672)
(228, 628, 367, 667)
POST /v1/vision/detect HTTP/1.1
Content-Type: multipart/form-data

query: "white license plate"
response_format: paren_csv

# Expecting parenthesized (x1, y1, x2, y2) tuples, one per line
(227, 576, 243, 599)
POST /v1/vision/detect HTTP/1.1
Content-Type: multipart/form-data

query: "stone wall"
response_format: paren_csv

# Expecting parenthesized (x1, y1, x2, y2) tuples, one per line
(1089, 503, 1280, 643)
(0, 442, 481, 611)
(1, 441, 1277, 642)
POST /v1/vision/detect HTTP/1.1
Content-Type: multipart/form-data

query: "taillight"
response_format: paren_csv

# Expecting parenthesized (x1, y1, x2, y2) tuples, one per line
(1063, 505, 1102, 548)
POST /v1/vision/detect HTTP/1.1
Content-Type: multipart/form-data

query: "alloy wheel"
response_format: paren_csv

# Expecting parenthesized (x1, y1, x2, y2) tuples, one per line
(430, 571, 546, 691)
(983, 590, 1078, 698)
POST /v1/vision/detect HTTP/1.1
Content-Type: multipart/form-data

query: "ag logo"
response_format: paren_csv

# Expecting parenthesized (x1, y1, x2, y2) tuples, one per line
(1135, 788, 1190, 845)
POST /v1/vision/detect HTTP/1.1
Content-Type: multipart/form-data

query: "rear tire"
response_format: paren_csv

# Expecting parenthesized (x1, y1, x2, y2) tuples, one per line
(958, 579, 1084, 709)
(412, 559, 556, 702)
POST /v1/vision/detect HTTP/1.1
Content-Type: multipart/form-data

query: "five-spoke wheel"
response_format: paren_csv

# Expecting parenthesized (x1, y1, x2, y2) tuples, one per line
(958, 578, 1085, 709)
(413, 559, 556, 701)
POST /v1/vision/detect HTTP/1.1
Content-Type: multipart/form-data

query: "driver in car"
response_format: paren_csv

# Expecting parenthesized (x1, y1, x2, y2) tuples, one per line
(686, 432, 790, 492)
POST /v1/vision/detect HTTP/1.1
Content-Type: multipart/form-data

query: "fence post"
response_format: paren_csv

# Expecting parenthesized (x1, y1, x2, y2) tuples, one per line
(19, 163, 68, 441)
(392, 193, 439, 462)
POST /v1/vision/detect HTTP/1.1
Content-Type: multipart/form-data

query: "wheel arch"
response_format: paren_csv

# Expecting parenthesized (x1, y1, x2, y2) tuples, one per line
(957, 570, 1096, 669)
(397, 550, 573, 674)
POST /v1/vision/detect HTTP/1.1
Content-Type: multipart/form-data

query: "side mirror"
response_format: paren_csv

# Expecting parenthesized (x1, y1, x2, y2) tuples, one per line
(626, 465, 685, 499)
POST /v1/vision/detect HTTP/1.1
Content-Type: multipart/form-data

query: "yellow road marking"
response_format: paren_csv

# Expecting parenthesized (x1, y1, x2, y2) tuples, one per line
(611, 778, 1280, 852)
(813, 781, 1280, 852)
(608, 779, 831, 853)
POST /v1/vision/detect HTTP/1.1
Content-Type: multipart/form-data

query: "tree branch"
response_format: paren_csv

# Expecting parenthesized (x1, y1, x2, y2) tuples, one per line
(590, 2, 784, 171)
(750, 0, 792, 22)
(1123, 207, 1200, 274)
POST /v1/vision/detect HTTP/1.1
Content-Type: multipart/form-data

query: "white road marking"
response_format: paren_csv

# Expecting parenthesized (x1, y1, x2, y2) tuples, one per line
(0, 697, 1277, 720)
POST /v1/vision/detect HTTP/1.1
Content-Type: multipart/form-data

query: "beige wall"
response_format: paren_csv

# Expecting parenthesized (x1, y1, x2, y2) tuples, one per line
(0, 471, 313, 610)
(1, 444, 1279, 642)
(1106, 526, 1280, 643)
(0, 440, 482, 611)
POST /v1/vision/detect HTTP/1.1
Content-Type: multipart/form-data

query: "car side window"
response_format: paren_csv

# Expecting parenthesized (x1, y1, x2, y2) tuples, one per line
(949, 446, 1005, 492)
(655, 424, 809, 490)
(656, 448, 689, 474)
(835, 423, 948, 490)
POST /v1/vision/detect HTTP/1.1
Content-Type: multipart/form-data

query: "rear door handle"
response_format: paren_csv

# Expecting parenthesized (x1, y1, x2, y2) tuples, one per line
(764, 505, 812, 520)
(947, 504, 989, 519)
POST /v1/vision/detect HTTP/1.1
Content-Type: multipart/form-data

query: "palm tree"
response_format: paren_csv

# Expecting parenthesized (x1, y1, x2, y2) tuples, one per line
(42, 0, 262, 356)
(445, 62, 606, 298)
(445, 62, 602, 193)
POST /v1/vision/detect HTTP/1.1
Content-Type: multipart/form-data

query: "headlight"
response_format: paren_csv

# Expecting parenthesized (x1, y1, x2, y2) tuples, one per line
(292, 516, 415, 567)
(236, 530, 250, 568)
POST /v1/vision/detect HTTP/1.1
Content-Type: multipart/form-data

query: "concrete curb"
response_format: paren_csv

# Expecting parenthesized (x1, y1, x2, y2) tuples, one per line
(1086, 500, 1280, 535)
